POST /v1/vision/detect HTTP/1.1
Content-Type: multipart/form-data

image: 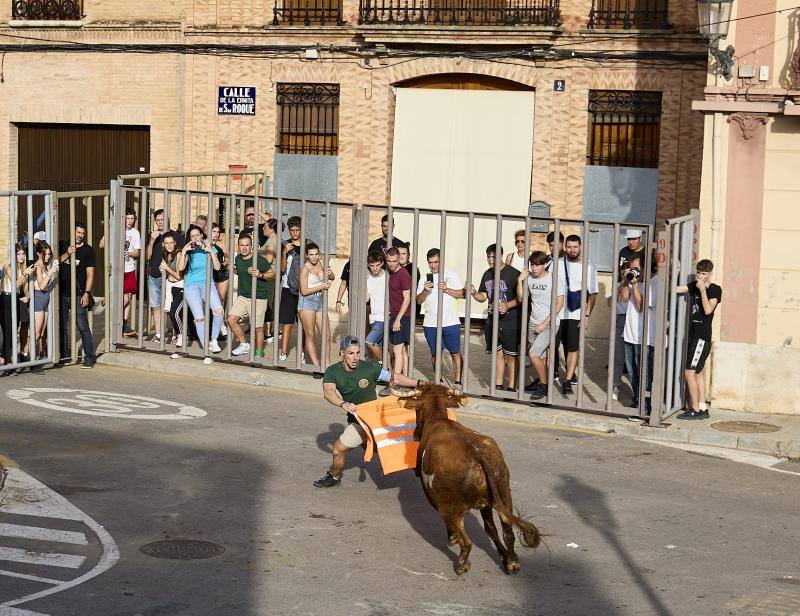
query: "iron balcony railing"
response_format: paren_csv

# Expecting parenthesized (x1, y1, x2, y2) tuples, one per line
(587, 0, 668, 29)
(12, 0, 82, 19)
(359, 0, 560, 26)
(272, 0, 344, 25)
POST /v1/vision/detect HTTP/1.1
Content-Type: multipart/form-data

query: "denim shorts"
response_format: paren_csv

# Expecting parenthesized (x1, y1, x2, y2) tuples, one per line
(34, 290, 51, 313)
(423, 324, 461, 355)
(147, 275, 163, 308)
(366, 322, 384, 346)
(297, 293, 324, 313)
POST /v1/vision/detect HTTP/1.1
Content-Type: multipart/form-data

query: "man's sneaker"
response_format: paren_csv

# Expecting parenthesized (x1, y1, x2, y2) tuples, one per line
(562, 380, 573, 395)
(265, 334, 274, 344)
(570, 374, 578, 385)
(151, 335, 161, 344)
(209, 339, 222, 354)
(531, 383, 548, 401)
(175, 334, 183, 348)
(279, 352, 288, 361)
(676, 409, 700, 420)
(254, 349, 265, 358)
(232, 342, 251, 356)
(170, 353, 181, 360)
(524, 379, 540, 393)
(81, 360, 95, 370)
(696, 408, 710, 419)
(378, 386, 391, 397)
(313, 471, 342, 488)
(203, 357, 213, 365)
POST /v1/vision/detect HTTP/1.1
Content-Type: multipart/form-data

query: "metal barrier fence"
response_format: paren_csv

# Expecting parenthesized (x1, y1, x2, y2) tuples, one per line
(107, 184, 683, 419)
(0, 191, 58, 372)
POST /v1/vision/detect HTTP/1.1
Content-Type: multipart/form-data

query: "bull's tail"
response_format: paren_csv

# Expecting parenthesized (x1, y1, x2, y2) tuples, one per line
(482, 454, 541, 550)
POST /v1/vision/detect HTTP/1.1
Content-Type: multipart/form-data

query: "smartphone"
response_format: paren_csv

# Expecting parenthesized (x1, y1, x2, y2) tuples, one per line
(426, 273, 434, 284)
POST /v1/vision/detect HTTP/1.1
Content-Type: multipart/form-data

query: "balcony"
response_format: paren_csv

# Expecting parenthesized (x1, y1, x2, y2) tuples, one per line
(587, 0, 668, 29)
(358, 0, 561, 27)
(12, 0, 81, 20)
(272, 0, 344, 25)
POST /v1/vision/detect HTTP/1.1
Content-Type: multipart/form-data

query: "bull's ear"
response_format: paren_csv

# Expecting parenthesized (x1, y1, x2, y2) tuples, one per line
(445, 394, 467, 408)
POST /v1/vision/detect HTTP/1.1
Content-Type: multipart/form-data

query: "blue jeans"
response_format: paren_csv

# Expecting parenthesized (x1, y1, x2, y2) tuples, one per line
(624, 342, 642, 406)
(59, 296, 95, 363)
(184, 283, 223, 348)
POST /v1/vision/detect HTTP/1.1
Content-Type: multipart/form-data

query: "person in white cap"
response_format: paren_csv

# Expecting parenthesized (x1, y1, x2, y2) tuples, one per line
(32, 231, 47, 246)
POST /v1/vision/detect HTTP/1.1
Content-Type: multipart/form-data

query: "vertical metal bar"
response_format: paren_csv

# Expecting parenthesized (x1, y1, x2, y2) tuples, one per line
(575, 220, 592, 408)
(675, 219, 693, 409)
(546, 219, 561, 406)
(382, 207, 393, 369)
(69, 197, 78, 364)
(605, 223, 621, 412)
(159, 189, 168, 352)
(649, 228, 671, 426)
(136, 187, 147, 348)
(462, 213, 475, 394)
(664, 222, 679, 412)
(433, 210, 446, 384)
(103, 194, 111, 353)
(248, 196, 257, 365)
(26, 195, 35, 364)
(353, 204, 366, 358)
(321, 201, 332, 370)
(295, 200, 307, 371)
(516, 216, 531, 401)
(272, 198, 284, 366)
(489, 215, 502, 395)
(9, 194, 19, 367)
(180, 188, 191, 354)
(637, 226, 653, 416)
(203, 191, 213, 355)
(409, 208, 419, 378)
(45, 193, 56, 366)
(86, 197, 95, 339)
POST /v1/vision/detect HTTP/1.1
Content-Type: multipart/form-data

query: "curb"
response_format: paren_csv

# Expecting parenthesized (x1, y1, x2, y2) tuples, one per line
(97, 350, 798, 460)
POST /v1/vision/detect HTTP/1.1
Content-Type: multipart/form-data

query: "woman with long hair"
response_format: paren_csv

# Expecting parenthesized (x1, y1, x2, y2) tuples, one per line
(32, 241, 58, 370)
(177, 225, 223, 363)
(297, 242, 334, 370)
(158, 232, 182, 345)
(0, 244, 34, 373)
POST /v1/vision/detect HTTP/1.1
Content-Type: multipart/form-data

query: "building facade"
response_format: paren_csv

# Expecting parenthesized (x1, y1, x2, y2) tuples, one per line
(692, 0, 800, 414)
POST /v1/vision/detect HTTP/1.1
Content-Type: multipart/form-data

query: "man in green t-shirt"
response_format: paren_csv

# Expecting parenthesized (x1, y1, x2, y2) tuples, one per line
(227, 234, 275, 358)
(314, 335, 424, 488)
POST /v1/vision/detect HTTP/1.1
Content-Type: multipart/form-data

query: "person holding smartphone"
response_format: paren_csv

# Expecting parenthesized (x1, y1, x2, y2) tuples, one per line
(416, 248, 465, 386)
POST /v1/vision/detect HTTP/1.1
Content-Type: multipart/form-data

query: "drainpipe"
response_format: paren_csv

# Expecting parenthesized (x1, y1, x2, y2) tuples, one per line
(711, 73, 722, 264)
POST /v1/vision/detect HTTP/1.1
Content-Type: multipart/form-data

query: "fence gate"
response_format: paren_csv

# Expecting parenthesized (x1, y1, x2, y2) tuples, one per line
(1, 191, 58, 372)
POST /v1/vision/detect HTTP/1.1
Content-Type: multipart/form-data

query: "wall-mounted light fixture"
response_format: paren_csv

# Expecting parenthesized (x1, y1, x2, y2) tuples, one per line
(697, 0, 735, 80)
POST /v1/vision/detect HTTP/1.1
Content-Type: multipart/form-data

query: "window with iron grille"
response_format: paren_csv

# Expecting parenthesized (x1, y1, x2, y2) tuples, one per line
(587, 90, 662, 169)
(272, 0, 343, 26)
(12, 0, 82, 19)
(587, 0, 669, 29)
(276, 83, 340, 156)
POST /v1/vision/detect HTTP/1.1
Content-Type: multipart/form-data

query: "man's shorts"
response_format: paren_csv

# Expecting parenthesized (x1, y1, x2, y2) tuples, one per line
(230, 294, 267, 326)
(528, 324, 552, 358)
(560, 318, 581, 352)
(339, 422, 367, 448)
(424, 324, 461, 355)
(389, 315, 411, 346)
(685, 337, 711, 372)
(278, 291, 298, 325)
(123, 271, 138, 295)
(484, 319, 520, 356)
(147, 275, 163, 308)
(366, 321, 384, 346)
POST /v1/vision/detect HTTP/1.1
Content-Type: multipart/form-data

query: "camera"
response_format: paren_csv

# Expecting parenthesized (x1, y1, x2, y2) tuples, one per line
(193, 241, 205, 250)
(625, 267, 641, 282)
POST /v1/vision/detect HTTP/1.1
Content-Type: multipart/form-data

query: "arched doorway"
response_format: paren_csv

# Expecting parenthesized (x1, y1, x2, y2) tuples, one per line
(396, 73, 536, 91)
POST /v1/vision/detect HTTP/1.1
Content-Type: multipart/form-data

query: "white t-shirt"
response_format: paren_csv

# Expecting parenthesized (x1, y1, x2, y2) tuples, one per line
(623, 281, 645, 344)
(124, 227, 141, 274)
(526, 270, 566, 326)
(509, 252, 526, 273)
(367, 272, 386, 324)
(559, 258, 598, 320)
(647, 275, 658, 347)
(416, 270, 463, 328)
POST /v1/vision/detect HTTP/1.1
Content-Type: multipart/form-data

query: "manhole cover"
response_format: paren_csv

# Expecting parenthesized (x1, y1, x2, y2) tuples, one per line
(139, 539, 225, 560)
(710, 421, 780, 434)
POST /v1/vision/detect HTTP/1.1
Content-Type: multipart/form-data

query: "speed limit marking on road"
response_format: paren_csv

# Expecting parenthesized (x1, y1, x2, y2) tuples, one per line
(6, 388, 207, 420)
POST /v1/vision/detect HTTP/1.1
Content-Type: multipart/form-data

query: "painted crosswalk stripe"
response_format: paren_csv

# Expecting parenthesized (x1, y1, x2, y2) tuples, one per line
(0, 524, 88, 546)
(0, 569, 60, 585)
(0, 547, 86, 569)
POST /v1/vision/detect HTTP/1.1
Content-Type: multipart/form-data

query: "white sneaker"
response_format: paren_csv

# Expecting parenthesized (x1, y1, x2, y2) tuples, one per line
(220, 323, 228, 336)
(279, 352, 288, 361)
(232, 342, 251, 356)
(175, 334, 183, 348)
(612, 386, 619, 401)
(209, 339, 222, 354)
(203, 357, 213, 365)
(170, 353, 181, 360)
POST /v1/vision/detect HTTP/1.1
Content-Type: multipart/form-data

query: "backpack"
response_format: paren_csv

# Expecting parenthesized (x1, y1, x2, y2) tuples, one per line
(286, 249, 301, 295)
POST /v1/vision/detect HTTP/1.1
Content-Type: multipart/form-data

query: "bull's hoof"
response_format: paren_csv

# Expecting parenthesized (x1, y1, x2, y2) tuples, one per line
(504, 560, 521, 574)
(447, 534, 458, 547)
(455, 560, 471, 575)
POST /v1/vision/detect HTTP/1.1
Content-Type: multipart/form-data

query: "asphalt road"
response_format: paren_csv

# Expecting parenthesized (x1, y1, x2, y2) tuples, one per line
(0, 365, 798, 616)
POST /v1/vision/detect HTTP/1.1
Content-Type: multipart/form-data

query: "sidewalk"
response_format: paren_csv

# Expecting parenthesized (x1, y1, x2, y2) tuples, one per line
(97, 349, 800, 460)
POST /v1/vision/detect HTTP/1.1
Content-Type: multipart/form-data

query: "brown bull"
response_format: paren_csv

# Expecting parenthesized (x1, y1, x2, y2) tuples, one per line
(397, 383, 541, 575)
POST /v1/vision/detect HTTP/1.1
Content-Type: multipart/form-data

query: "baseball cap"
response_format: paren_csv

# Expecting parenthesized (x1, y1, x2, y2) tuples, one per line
(625, 229, 642, 240)
(340, 335, 360, 350)
(33, 231, 47, 241)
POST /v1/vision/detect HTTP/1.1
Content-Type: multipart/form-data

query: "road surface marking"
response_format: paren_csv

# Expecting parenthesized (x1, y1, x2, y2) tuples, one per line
(5, 388, 206, 420)
(0, 547, 85, 569)
(0, 570, 61, 585)
(0, 524, 88, 545)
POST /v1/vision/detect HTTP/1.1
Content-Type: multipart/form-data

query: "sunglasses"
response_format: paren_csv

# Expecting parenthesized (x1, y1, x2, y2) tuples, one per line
(515, 239, 526, 244)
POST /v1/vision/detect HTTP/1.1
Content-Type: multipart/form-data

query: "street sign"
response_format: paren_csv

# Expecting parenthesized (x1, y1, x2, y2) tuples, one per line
(218, 86, 256, 115)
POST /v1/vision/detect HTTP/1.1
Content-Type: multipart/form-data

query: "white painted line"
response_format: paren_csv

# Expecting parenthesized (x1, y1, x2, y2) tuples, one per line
(0, 547, 85, 569)
(0, 524, 88, 546)
(0, 569, 60, 585)
(5, 388, 206, 420)
(0, 606, 50, 616)
(637, 439, 800, 476)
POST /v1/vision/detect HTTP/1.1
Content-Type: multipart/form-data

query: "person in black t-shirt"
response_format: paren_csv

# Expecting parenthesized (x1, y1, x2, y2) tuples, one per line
(58, 222, 96, 368)
(676, 259, 722, 420)
(368, 214, 405, 256)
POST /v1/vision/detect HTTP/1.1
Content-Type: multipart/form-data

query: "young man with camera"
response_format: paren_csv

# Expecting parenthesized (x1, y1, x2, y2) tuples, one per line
(619, 255, 645, 408)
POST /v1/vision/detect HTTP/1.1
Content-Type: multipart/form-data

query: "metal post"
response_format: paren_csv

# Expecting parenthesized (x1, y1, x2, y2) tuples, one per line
(272, 198, 284, 366)
(489, 215, 502, 396)
(103, 193, 111, 353)
(69, 197, 78, 364)
(295, 200, 307, 371)
(664, 222, 679, 413)
(248, 195, 258, 365)
(382, 207, 393, 370)
(575, 220, 591, 408)
(408, 209, 419, 378)
(25, 195, 35, 364)
(516, 216, 532, 401)
(159, 188, 169, 352)
(9, 195, 19, 367)
(605, 223, 621, 413)
(321, 201, 332, 371)
(433, 210, 446, 385)
(136, 187, 147, 348)
(181, 188, 191, 354)
(637, 226, 653, 417)
(648, 228, 671, 426)
(203, 191, 213, 355)
(86, 196, 95, 339)
(462, 213, 475, 394)
(546, 219, 562, 406)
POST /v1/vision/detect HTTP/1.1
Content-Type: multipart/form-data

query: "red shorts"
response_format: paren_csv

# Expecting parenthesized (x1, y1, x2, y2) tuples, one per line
(123, 271, 138, 294)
